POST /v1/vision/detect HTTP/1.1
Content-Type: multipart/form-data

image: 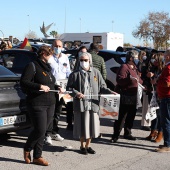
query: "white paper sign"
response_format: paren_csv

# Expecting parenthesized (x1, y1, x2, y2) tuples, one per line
(145, 90, 159, 121)
(63, 93, 73, 103)
(136, 84, 143, 109)
(150, 91, 159, 109)
(57, 79, 73, 103)
(56, 79, 68, 90)
(99, 94, 120, 120)
(145, 106, 157, 121)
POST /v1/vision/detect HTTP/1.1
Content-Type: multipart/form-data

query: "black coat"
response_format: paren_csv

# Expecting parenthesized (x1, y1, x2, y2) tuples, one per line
(20, 59, 56, 106)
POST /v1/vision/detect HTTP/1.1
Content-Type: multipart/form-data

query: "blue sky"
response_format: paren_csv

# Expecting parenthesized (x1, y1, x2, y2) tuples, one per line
(0, 0, 169, 45)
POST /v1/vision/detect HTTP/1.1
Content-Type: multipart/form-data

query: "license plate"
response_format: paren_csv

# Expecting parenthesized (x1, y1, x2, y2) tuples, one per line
(0, 115, 26, 126)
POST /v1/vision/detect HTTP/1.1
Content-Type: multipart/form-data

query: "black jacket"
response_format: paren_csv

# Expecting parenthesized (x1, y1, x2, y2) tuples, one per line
(20, 59, 56, 106)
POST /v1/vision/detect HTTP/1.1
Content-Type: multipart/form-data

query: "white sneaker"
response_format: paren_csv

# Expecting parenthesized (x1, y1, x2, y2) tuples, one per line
(51, 134, 64, 141)
(44, 136, 52, 145)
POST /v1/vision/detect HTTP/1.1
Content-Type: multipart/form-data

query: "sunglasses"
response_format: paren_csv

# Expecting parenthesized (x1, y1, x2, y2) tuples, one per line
(80, 59, 89, 62)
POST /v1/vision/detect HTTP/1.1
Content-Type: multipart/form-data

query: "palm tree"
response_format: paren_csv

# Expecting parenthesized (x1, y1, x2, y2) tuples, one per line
(50, 31, 58, 38)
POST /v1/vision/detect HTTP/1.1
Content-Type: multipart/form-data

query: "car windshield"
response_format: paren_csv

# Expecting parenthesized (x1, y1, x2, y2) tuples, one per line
(120, 57, 126, 63)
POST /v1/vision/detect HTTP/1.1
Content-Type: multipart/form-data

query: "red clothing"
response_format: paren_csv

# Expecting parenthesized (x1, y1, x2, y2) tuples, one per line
(157, 64, 170, 99)
(116, 64, 143, 95)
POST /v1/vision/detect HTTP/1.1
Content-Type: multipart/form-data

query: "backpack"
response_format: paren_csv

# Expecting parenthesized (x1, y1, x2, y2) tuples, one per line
(21, 62, 36, 94)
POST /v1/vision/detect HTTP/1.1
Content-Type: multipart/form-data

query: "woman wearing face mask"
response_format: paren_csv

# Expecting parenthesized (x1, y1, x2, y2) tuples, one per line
(130, 50, 141, 76)
(144, 53, 165, 142)
(111, 51, 143, 143)
(66, 52, 117, 155)
(138, 50, 148, 73)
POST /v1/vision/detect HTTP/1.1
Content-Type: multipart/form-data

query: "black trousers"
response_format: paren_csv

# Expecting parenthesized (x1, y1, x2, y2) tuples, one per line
(113, 103, 137, 138)
(24, 104, 55, 159)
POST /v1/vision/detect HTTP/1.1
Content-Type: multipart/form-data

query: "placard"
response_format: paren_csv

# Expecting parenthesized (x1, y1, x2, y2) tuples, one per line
(99, 94, 120, 119)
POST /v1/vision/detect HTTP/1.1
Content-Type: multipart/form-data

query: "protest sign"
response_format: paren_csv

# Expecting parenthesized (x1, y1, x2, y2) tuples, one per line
(57, 79, 73, 102)
(99, 94, 120, 120)
(145, 90, 159, 121)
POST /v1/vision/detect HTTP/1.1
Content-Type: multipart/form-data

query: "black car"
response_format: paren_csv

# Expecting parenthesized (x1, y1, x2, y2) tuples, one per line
(98, 50, 126, 90)
(0, 65, 30, 134)
(0, 49, 38, 74)
(12, 42, 51, 53)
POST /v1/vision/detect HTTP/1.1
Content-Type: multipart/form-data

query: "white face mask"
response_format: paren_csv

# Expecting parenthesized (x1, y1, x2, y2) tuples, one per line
(142, 56, 147, 60)
(151, 59, 155, 64)
(54, 47, 62, 54)
(80, 61, 89, 70)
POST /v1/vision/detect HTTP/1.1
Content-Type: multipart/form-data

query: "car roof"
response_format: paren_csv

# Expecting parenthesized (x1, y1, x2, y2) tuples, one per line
(0, 49, 37, 54)
(99, 50, 126, 55)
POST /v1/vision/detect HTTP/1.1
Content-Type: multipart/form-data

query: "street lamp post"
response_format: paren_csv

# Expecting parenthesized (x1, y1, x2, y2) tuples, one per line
(27, 15, 30, 32)
(112, 20, 114, 32)
(80, 18, 81, 33)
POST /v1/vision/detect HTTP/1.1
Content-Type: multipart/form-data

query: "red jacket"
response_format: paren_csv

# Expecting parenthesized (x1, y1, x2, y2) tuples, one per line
(157, 64, 170, 99)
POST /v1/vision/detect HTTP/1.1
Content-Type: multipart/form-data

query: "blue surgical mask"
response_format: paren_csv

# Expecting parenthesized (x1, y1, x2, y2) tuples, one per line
(134, 58, 139, 65)
(54, 47, 62, 54)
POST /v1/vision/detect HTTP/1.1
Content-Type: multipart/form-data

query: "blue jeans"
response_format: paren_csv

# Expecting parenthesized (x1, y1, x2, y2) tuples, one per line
(160, 98, 170, 147)
(151, 109, 162, 132)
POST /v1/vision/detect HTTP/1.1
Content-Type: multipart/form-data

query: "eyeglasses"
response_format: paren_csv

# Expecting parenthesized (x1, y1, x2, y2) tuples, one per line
(80, 59, 89, 62)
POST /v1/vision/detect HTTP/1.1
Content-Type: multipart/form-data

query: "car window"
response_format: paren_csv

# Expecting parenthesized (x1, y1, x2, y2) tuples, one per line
(0, 51, 37, 74)
(0, 54, 15, 68)
(120, 57, 126, 63)
(0, 66, 16, 76)
(12, 54, 31, 68)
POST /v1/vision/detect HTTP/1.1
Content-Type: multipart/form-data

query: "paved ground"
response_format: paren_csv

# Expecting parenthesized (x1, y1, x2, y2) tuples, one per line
(0, 111, 170, 170)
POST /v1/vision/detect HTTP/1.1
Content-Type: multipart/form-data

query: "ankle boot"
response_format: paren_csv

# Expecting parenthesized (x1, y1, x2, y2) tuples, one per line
(145, 130, 158, 140)
(155, 131, 163, 143)
(23, 150, 31, 164)
(33, 157, 49, 166)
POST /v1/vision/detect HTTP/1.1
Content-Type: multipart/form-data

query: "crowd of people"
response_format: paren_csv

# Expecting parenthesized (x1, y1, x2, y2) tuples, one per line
(0, 40, 12, 51)
(1, 38, 170, 166)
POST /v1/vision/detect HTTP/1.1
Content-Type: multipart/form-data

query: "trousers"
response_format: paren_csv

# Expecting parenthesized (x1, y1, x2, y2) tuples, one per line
(160, 98, 170, 147)
(24, 104, 55, 158)
(113, 103, 137, 138)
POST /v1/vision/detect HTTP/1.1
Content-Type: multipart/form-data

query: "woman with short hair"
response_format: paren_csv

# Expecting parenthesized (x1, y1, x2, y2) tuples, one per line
(20, 45, 58, 166)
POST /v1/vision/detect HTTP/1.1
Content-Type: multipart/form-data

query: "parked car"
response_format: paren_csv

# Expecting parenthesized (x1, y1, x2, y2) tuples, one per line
(0, 65, 30, 134)
(123, 47, 140, 52)
(134, 46, 152, 53)
(98, 50, 126, 90)
(0, 49, 38, 74)
(12, 42, 51, 53)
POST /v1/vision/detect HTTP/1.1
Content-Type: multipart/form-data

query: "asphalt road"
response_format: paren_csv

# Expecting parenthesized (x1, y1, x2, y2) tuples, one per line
(0, 112, 170, 170)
